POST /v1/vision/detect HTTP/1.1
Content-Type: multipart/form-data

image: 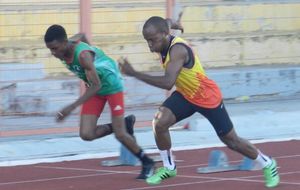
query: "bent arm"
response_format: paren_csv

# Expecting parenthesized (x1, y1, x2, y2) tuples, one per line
(130, 45, 188, 90)
(165, 11, 184, 33)
(70, 51, 101, 109)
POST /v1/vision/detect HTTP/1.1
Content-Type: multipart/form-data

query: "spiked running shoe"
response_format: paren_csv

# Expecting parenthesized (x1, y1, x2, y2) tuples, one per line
(136, 159, 155, 179)
(263, 158, 280, 188)
(125, 114, 135, 136)
(146, 167, 177, 185)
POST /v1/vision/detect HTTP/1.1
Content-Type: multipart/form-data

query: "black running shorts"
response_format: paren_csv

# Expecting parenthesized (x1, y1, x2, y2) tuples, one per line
(162, 91, 233, 136)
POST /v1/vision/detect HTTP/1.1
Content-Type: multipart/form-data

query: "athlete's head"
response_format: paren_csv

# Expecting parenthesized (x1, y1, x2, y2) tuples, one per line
(142, 16, 170, 53)
(44, 24, 69, 60)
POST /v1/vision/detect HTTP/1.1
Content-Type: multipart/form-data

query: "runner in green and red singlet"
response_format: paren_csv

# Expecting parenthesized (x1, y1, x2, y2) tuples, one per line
(44, 25, 155, 180)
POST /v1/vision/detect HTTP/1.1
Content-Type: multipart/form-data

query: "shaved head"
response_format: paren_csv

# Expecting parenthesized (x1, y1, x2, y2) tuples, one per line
(142, 16, 171, 53)
(143, 16, 169, 34)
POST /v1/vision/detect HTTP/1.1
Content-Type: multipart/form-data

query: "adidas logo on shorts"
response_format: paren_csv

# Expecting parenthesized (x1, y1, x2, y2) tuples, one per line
(113, 105, 123, 111)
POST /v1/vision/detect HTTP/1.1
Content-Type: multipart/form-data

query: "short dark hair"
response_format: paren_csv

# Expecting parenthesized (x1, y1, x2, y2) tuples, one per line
(44, 24, 67, 43)
(143, 16, 169, 33)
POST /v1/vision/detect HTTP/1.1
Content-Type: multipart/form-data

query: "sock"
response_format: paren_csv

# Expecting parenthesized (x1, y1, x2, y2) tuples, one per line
(135, 149, 152, 164)
(254, 150, 272, 169)
(160, 149, 176, 170)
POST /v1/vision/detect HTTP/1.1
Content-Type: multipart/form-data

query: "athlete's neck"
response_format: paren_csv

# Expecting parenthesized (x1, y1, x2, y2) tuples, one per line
(63, 41, 75, 63)
(163, 35, 172, 52)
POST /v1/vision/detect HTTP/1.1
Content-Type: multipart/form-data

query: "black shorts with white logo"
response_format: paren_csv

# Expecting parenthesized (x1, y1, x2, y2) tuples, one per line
(162, 91, 233, 136)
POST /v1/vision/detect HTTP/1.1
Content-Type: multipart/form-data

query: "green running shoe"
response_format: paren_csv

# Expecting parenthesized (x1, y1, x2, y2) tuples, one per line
(263, 158, 280, 188)
(146, 167, 177, 185)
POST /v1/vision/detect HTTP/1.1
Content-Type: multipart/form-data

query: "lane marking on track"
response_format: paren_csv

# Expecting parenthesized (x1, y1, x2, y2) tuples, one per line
(0, 173, 112, 186)
(1, 141, 299, 188)
(35, 165, 139, 175)
(121, 171, 300, 190)
(0, 137, 299, 167)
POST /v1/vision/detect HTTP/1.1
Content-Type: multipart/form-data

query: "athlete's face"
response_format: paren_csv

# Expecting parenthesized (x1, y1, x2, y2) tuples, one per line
(143, 25, 169, 53)
(46, 39, 68, 60)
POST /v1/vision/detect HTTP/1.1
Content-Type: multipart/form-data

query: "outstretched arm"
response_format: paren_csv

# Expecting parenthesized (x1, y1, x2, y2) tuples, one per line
(70, 51, 101, 107)
(118, 44, 188, 90)
(119, 58, 175, 90)
(56, 51, 100, 122)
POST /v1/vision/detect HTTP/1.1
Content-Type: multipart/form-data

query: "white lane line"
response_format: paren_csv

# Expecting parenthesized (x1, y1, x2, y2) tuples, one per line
(0, 173, 110, 186)
(35, 165, 139, 175)
(121, 171, 300, 190)
(0, 137, 299, 167)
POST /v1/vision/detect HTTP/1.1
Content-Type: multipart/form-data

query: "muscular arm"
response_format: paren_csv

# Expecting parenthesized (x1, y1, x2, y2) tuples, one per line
(55, 50, 101, 121)
(129, 44, 188, 90)
(70, 51, 101, 108)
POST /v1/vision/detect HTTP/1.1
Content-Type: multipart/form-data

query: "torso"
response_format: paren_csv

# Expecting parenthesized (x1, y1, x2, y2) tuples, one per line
(160, 36, 222, 108)
(62, 42, 123, 95)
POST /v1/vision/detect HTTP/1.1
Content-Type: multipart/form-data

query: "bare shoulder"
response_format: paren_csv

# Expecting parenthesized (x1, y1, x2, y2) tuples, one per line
(170, 43, 188, 57)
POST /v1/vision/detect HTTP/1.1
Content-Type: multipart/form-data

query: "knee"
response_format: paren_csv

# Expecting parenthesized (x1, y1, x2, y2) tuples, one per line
(114, 132, 127, 143)
(152, 118, 170, 134)
(152, 108, 175, 134)
(80, 130, 95, 141)
(153, 124, 168, 134)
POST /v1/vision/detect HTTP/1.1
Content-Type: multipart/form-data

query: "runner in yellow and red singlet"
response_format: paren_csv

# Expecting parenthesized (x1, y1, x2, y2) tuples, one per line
(119, 15, 280, 188)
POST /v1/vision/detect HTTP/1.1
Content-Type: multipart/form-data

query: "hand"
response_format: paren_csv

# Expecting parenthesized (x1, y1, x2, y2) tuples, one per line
(56, 104, 75, 122)
(118, 57, 136, 76)
(69, 33, 90, 44)
(167, 11, 184, 33)
(175, 11, 184, 33)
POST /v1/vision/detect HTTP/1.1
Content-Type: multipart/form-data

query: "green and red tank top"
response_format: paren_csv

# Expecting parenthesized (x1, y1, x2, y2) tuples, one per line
(62, 42, 123, 95)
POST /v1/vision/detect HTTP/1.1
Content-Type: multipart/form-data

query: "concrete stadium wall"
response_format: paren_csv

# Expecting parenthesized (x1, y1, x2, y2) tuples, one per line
(0, 0, 299, 75)
(1, 63, 300, 114)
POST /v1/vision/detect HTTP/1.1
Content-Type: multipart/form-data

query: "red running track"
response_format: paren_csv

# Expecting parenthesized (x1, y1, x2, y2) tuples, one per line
(0, 140, 299, 190)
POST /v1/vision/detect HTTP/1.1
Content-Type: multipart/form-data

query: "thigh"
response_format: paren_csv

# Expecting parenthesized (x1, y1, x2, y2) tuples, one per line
(197, 101, 233, 137)
(80, 114, 98, 135)
(81, 94, 106, 117)
(162, 91, 195, 122)
(106, 91, 125, 116)
(80, 95, 106, 133)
